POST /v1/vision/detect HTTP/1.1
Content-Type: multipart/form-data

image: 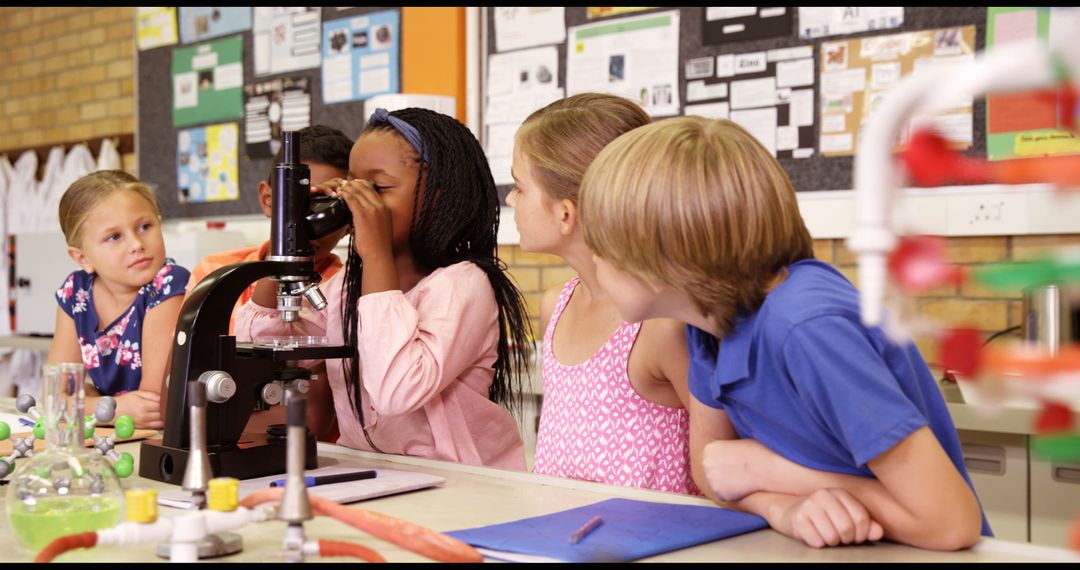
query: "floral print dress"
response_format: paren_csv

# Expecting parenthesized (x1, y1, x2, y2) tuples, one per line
(55, 259, 189, 395)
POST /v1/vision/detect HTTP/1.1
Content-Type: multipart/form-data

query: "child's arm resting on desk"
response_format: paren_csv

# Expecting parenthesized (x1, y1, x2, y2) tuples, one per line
(703, 316, 982, 551)
(690, 401, 877, 548)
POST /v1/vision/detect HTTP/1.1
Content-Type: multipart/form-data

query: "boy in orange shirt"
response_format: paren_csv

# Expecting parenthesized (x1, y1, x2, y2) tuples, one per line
(187, 124, 353, 332)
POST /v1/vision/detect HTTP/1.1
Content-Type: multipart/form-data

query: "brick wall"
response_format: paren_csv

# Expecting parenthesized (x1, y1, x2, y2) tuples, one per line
(0, 7, 136, 171)
(500, 233, 1080, 370)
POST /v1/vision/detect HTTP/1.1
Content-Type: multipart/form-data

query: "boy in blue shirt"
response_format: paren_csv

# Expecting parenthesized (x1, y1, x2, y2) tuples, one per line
(577, 116, 989, 550)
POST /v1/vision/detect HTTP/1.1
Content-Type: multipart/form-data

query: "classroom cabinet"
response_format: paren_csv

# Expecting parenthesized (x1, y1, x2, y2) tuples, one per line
(1029, 456, 1080, 547)
(958, 430, 1029, 543)
(959, 427, 1080, 548)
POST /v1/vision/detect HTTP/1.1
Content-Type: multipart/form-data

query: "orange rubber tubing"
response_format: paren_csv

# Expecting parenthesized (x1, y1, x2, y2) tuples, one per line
(240, 487, 482, 563)
(35, 531, 98, 563)
(982, 344, 1080, 377)
(317, 539, 387, 562)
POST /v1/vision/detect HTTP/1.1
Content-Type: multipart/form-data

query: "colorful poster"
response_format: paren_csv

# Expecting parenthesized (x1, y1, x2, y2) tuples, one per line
(253, 7, 322, 77)
(179, 7, 252, 44)
(798, 7, 904, 39)
(137, 7, 178, 51)
(171, 36, 244, 127)
(817, 26, 976, 157)
(986, 7, 1080, 160)
(177, 123, 239, 203)
(244, 77, 312, 159)
(567, 10, 681, 117)
(322, 10, 400, 104)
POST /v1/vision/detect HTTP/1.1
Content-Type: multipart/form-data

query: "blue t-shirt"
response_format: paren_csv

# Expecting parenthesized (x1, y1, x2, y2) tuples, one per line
(687, 259, 991, 536)
(55, 259, 189, 396)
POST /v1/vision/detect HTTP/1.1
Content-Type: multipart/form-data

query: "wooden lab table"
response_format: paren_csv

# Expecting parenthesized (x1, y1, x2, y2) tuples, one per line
(0, 440, 1077, 563)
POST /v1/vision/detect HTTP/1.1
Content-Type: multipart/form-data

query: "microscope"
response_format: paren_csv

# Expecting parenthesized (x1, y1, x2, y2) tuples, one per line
(140, 131, 354, 484)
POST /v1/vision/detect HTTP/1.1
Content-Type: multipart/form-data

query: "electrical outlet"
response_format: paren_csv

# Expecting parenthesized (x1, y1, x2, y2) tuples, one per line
(946, 192, 1029, 236)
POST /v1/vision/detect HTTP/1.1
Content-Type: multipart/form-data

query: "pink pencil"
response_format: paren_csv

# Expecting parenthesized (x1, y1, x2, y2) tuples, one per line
(568, 515, 604, 544)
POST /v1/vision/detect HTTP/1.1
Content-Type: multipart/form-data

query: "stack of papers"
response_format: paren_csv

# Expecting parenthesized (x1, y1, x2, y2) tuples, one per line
(157, 465, 445, 509)
(446, 498, 768, 562)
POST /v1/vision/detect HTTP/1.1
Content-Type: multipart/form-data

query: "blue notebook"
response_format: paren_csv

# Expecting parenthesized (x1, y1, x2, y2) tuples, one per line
(446, 498, 768, 563)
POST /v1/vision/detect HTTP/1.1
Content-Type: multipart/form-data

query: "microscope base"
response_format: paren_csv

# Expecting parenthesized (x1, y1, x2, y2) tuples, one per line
(138, 432, 318, 484)
(156, 531, 243, 560)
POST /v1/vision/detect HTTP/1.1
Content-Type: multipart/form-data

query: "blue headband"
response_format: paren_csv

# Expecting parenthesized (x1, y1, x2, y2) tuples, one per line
(367, 107, 428, 163)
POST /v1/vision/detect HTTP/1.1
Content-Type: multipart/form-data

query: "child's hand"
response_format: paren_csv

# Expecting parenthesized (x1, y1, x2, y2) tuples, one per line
(770, 489, 885, 548)
(701, 439, 766, 501)
(333, 179, 394, 261)
(114, 390, 164, 430)
(310, 177, 347, 198)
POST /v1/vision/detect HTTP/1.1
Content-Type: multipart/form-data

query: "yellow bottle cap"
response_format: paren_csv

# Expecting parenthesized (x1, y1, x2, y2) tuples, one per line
(126, 488, 158, 523)
(208, 477, 240, 512)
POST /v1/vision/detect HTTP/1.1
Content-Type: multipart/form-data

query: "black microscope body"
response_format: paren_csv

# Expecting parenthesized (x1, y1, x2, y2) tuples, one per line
(140, 131, 353, 483)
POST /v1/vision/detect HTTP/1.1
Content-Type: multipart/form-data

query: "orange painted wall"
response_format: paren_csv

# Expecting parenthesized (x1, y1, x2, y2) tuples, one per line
(401, 7, 467, 121)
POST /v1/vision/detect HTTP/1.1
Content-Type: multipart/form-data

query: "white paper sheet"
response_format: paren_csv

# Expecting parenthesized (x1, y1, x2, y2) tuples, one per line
(821, 68, 866, 96)
(485, 45, 564, 185)
(686, 56, 715, 79)
(253, 7, 321, 76)
(684, 101, 730, 120)
(821, 133, 853, 153)
(157, 466, 446, 510)
(776, 125, 798, 151)
(715, 53, 735, 78)
(730, 107, 777, 155)
(734, 52, 767, 74)
(870, 61, 902, 90)
(687, 80, 728, 102)
(798, 7, 904, 39)
(494, 7, 565, 52)
(706, 7, 757, 21)
(822, 113, 846, 133)
(487, 46, 559, 97)
(775, 58, 814, 88)
(789, 89, 815, 127)
(768, 46, 814, 62)
(730, 76, 776, 110)
(567, 10, 681, 117)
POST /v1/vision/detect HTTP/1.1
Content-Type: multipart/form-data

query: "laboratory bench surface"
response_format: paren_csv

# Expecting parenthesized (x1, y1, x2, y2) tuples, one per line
(0, 334, 52, 352)
(0, 440, 1075, 563)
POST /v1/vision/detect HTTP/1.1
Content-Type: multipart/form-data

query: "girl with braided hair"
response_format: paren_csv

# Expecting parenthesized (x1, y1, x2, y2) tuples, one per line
(237, 108, 533, 469)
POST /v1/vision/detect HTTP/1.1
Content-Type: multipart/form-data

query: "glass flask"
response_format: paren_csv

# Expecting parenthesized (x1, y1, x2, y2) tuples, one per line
(6, 363, 124, 553)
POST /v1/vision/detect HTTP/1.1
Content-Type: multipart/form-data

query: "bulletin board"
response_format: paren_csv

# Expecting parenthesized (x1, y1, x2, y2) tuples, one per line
(484, 7, 988, 194)
(137, 7, 399, 220)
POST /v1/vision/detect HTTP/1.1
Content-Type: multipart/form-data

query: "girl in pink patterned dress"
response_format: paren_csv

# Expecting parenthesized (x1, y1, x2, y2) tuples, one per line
(506, 94, 700, 494)
(48, 170, 189, 429)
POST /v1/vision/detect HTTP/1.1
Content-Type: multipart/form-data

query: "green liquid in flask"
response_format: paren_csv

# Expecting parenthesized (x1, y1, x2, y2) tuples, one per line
(9, 495, 122, 552)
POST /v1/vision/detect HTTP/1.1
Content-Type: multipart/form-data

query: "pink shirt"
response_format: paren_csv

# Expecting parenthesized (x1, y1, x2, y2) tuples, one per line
(533, 278, 699, 494)
(234, 261, 525, 470)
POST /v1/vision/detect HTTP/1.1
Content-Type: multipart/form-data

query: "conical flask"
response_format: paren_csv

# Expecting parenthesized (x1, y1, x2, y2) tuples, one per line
(6, 363, 124, 552)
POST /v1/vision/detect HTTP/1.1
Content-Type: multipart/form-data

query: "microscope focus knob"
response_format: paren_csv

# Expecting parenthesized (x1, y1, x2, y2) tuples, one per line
(285, 378, 310, 395)
(199, 371, 237, 404)
(262, 382, 284, 406)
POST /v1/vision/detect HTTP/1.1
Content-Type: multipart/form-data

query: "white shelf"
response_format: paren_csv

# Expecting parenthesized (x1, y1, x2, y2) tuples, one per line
(0, 335, 52, 352)
(497, 184, 1080, 245)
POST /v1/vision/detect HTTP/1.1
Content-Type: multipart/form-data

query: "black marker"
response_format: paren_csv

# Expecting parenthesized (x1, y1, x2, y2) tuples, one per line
(270, 470, 377, 488)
